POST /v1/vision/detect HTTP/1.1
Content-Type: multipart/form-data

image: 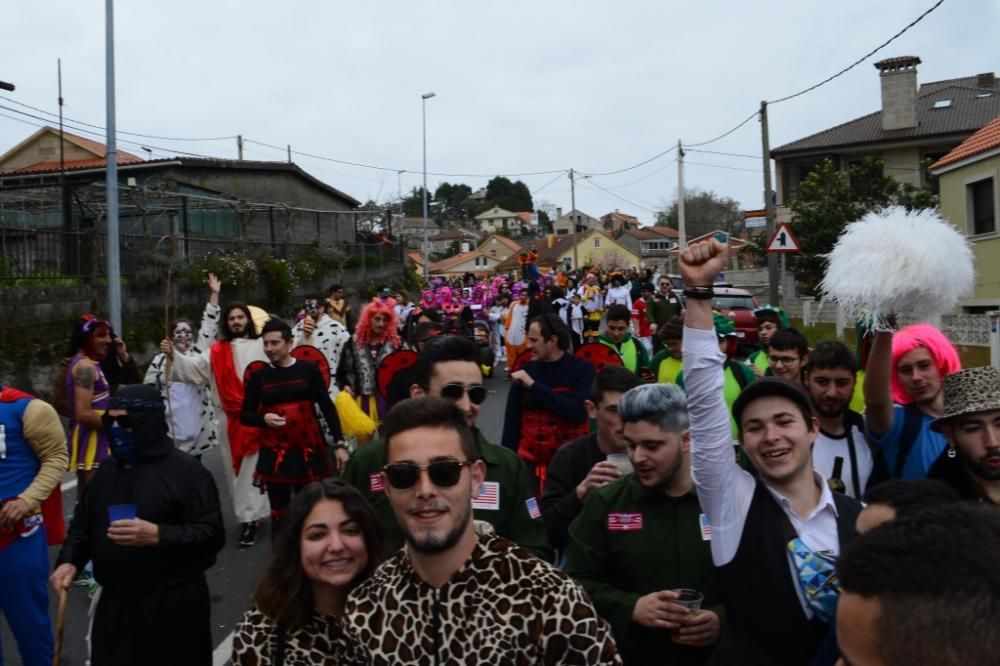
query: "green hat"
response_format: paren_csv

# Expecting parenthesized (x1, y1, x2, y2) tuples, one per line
(753, 305, 790, 329)
(713, 311, 737, 338)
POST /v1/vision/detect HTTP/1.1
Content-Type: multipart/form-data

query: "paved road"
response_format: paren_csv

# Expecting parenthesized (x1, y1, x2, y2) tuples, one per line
(1, 371, 513, 666)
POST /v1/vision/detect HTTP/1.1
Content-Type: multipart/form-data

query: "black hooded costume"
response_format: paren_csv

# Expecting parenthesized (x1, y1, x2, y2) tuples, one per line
(55, 384, 225, 666)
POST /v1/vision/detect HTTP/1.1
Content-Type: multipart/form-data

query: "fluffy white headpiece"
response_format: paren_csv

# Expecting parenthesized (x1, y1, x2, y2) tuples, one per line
(820, 206, 974, 330)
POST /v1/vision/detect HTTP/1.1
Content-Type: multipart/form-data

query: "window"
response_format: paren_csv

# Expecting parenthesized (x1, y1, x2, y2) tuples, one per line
(933, 99, 953, 109)
(968, 178, 996, 236)
(594, 238, 601, 248)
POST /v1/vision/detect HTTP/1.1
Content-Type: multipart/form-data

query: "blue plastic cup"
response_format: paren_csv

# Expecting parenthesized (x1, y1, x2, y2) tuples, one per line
(107, 504, 138, 523)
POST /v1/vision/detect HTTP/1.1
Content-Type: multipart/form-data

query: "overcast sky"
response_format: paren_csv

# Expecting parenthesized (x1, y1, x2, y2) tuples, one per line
(2, 1, 995, 226)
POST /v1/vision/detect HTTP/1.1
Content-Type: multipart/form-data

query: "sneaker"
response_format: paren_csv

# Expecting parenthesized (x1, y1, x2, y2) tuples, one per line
(73, 569, 95, 587)
(86, 579, 100, 600)
(238, 521, 258, 549)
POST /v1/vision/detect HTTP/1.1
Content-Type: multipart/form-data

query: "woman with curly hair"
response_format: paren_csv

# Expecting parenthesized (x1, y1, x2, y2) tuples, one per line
(340, 299, 401, 427)
(232, 479, 385, 664)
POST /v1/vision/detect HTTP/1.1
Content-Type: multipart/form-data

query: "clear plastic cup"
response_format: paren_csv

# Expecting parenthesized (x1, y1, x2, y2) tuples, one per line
(671, 588, 704, 644)
(606, 453, 633, 474)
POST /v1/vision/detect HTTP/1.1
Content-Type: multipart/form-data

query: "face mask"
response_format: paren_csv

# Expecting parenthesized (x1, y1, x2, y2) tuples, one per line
(108, 426, 138, 462)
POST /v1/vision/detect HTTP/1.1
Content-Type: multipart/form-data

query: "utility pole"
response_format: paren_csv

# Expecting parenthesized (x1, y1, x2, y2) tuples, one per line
(677, 139, 687, 250)
(421, 92, 435, 282)
(237, 134, 244, 160)
(58, 59, 75, 275)
(105, 0, 122, 333)
(760, 101, 779, 306)
(569, 168, 578, 271)
(287, 144, 292, 163)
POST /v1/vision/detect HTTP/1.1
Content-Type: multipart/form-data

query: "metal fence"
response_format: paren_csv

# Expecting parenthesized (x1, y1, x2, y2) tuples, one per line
(0, 226, 404, 282)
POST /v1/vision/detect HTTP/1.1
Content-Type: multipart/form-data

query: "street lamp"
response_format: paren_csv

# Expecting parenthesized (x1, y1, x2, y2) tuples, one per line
(421, 92, 435, 282)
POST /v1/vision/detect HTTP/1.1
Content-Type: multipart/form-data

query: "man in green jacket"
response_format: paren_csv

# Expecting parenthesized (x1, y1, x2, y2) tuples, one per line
(341, 335, 552, 561)
(564, 383, 723, 666)
(598, 304, 651, 376)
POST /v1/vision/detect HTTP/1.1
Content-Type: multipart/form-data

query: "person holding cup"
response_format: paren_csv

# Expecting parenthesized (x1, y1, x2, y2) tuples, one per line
(50, 384, 225, 666)
(564, 383, 723, 665)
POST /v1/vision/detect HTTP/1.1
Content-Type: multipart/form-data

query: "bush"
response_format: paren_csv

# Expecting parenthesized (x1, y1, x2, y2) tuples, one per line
(189, 250, 258, 289)
(256, 254, 297, 307)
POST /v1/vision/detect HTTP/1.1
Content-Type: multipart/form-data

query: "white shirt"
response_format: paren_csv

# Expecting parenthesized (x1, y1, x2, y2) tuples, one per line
(812, 417, 873, 500)
(683, 326, 841, 618)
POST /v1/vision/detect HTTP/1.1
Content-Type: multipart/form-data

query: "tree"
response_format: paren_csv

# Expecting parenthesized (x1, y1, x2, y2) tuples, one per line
(433, 182, 473, 224)
(484, 176, 533, 213)
(788, 157, 938, 294)
(401, 187, 433, 218)
(655, 189, 743, 239)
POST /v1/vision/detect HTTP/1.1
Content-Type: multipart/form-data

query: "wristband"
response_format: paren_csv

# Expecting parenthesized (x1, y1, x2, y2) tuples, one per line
(332, 442, 349, 451)
(682, 286, 715, 300)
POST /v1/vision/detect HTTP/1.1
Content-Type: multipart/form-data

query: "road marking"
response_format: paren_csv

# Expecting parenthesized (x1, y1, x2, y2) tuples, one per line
(61, 478, 77, 493)
(213, 630, 234, 666)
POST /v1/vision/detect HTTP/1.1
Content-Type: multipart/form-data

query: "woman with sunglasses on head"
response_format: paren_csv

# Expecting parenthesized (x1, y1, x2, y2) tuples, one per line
(143, 273, 223, 458)
(232, 479, 385, 665)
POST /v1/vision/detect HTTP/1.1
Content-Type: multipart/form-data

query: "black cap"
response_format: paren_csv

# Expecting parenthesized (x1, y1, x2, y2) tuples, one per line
(731, 377, 813, 429)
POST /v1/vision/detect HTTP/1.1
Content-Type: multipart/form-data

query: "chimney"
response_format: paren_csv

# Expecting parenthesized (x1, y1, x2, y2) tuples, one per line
(547, 233, 555, 249)
(976, 72, 996, 89)
(556, 207, 563, 220)
(875, 56, 921, 131)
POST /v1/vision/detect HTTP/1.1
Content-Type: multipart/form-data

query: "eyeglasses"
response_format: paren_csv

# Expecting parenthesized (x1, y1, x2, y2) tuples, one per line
(101, 413, 131, 430)
(382, 459, 471, 489)
(437, 383, 487, 405)
(769, 354, 801, 366)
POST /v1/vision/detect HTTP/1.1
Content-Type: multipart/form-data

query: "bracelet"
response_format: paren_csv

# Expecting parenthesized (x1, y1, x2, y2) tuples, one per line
(682, 286, 715, 300)
(332, 442, 349, 451)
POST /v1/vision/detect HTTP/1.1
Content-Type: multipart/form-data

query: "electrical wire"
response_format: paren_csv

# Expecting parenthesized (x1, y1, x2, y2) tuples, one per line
(576, 144, 677, 178)
(686, 148, 761, 160)
(589, 161, 674, 191)
(767, 0, 946, 105)
(684, 110, 760, 148)
(0, 95, 237, 142)
(578, 178, 658, 214)
(530, 170, 570, 196)
(685, 161, 760, 174)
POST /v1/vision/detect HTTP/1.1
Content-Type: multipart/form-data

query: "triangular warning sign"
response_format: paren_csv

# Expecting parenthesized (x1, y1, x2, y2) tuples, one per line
(766, 222, 801, 253)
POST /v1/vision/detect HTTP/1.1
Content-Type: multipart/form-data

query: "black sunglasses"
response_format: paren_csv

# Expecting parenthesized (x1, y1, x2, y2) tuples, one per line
(382, 459, 470, 490)
(438, 383, 487, 405)
(101, 413, 131, 430)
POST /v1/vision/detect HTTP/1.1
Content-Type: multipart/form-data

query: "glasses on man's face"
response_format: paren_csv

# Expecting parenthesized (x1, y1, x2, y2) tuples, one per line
(437, 383, 487, 405)
(382, 459, 470, 490)
(769, 354, 800, 366)
(101, 413, 131, 430)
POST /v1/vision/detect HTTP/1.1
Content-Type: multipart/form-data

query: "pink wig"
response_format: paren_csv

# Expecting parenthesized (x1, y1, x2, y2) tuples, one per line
(355, 300, 401, 347)
(890, 323, 961, 404)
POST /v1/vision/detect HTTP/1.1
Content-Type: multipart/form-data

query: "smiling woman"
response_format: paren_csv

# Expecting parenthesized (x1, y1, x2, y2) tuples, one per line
(231, 479, 385, 665)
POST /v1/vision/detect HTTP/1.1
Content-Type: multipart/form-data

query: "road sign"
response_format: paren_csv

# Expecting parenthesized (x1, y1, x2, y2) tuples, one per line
(767, 222, 801, 253)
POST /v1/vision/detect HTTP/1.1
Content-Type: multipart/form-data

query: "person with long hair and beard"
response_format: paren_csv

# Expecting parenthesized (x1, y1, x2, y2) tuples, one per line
(340, 299, 401, 429)
(232, 480, 385, 665)
(162, 302, 270, 548)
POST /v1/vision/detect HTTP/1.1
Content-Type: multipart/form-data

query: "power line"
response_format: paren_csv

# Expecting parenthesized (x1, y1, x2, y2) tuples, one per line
(577, 144, 677, 178)
(0, 95, 237, 141)
(589, 161, 674, 191)
(686, 148, 761, 160)
(579, 178, 658, 214)
(767, 0, 946, 105)
(685, 161, 761, 174)
(684, 110, 760, 148)
(530, 170, 569, 196)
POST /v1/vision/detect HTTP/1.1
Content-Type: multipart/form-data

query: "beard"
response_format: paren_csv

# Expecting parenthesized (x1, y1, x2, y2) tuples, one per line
(811, 399, 848, 419)
(402, 501, 472, 555)
(958, 447, 1000, 482)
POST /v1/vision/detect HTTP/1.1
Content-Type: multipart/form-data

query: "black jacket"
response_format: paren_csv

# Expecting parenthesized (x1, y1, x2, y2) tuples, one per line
(57, 388, 225, 596)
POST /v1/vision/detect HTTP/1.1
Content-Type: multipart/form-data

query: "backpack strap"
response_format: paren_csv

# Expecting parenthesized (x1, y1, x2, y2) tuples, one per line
(893, 403, 924, 479)
(274, 624, 287, 666)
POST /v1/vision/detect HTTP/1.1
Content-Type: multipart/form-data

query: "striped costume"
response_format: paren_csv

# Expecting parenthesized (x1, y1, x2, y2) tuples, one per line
(65, 354, 110, 470)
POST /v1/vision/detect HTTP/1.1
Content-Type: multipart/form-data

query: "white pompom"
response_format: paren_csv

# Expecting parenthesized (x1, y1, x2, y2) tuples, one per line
(820, 206, 974, 329)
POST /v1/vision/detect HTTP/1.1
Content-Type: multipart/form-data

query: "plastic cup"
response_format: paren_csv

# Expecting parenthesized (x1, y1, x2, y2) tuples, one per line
(671, 588, 704, 644)
(108, 504, 137, 523)
(606, 453, 633, 474)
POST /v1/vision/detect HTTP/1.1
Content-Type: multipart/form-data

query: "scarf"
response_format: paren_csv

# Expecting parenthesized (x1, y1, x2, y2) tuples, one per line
(210, 340, 259, 475)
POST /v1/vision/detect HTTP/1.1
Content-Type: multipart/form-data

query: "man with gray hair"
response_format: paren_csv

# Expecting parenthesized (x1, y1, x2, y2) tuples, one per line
(564, 383, 723, 665)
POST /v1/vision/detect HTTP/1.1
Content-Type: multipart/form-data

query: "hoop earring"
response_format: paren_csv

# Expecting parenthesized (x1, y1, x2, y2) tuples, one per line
(947, 446, 957, 459)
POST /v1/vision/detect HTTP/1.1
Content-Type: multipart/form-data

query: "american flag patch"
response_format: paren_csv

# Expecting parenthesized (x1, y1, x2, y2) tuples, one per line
(525, 496, 541, 519)
(607, 512, 644, 531)
(369, 472, 384, 493)
(472, 481, 500, 511)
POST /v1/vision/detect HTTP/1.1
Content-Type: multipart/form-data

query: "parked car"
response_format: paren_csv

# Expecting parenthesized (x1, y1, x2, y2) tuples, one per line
(675, 285, 761, 347)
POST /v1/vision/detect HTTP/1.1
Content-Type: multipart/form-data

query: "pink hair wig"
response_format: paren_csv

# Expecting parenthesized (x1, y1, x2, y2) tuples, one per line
(890, 323, 961, 405)
(355, 300, 401, 347)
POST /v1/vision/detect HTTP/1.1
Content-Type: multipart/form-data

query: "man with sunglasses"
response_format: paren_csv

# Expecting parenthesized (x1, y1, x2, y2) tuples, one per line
(342, 335, 551, 559)
(680, 239, 862, 665)
(341, 397, 620, 665)
(51, 384, 224, 666)
(503, 314, 594, 492)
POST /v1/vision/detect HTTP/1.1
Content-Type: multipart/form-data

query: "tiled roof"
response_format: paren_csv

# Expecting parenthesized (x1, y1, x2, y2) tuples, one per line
(603, 211, 639, 223)
(516, 211, 534, 225)
(429, 250, 494, 273)
(401, 217, 440, 230)
(478, 235, 522, 253)
(407, 251, 424, 267)
(625, 226, 679, 240)
(930, 114, 1000, 170)
(496, 232, 599, 270)
(772, 79, 1000, 156)
(8, 155, 144, 174)
(429, 228, 477, 241)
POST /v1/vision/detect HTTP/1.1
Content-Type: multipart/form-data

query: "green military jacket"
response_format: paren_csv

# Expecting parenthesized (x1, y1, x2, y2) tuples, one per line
(564, 475, 724, 666)
(341, 427, 553, 561)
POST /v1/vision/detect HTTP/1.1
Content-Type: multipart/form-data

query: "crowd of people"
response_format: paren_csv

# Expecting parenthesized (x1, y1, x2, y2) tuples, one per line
(1, 241, 998, 666)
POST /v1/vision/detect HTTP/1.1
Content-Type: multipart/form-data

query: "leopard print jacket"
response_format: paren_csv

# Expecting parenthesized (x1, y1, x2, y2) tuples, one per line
(341, 533, 622, 665)
(231, 606, 345, 665)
